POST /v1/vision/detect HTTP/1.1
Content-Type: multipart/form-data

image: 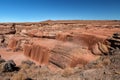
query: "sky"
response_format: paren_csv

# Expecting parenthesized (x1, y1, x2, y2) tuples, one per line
(0, 0, 120, 22)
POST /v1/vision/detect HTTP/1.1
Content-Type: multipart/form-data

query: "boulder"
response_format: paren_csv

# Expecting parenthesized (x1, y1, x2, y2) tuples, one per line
(0, 60, 16, 72)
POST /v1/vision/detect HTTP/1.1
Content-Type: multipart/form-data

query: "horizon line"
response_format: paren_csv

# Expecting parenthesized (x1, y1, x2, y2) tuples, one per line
(0, 19, 120, 23)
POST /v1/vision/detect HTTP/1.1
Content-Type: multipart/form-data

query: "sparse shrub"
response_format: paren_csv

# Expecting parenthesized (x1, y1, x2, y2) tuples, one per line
(25, 78, 32, 80)
(102, 57, 111, 66)
(11, 70, 29, 80)
(21, 60, 35, 66)
(70, 57, 88, 68)
(0, 58, 6, 64)
(3, 60, 16, 72)
(61, 67, 74, 77)
(21, 60, 35, 70)
(20, 64, 30, 70)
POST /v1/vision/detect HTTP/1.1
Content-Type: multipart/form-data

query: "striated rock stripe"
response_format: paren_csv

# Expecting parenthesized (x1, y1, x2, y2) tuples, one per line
(24, 44, 50, 66)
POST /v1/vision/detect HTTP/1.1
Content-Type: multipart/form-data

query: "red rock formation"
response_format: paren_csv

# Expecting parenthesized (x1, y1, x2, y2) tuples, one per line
(22, 33, 108, 68)
(8, 37, 18, 51)
(91, 43, 102, 55)
(50, 44, 98, 68)
(26, 29, 56, 39)
(56, 32, 73, 41)
(56, 33, 109, 54)
(24, 43, 50, 66)
(27, 29, 38, 37)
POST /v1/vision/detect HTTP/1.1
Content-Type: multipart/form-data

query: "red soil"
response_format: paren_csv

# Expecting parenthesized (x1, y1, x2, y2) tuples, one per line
(0, 48, 28, 65)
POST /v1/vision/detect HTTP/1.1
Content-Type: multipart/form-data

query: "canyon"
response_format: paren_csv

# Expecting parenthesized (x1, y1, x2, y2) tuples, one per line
(0, 20, 120, 80)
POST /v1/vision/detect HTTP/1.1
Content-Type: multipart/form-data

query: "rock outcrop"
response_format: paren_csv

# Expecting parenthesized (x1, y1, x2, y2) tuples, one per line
(8, 37, 18, 51)
(50, 44, 92, 68)
(108, 32, 120, 49)
(0, 24, 16, 35)
(0, 35, 6, 47)
(56, 33, 109, 55)
(26, 30, 56, 39)
(23, 39, 100, 69)
(7, 37, 29, 51)
(91, 42, 109, 55)
(22, 32, 109, 69)
(24, 43, 50, 66)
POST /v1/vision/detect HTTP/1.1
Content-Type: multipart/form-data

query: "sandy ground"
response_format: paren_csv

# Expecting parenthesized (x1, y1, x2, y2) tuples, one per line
(0, 48, 28, 65)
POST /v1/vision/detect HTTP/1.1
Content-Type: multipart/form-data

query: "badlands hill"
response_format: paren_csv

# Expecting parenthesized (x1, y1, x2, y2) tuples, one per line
(0, 20, 120, 80)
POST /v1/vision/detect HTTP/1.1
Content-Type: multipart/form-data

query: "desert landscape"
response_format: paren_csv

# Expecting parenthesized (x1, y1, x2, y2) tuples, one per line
(0, 20, 120, 80)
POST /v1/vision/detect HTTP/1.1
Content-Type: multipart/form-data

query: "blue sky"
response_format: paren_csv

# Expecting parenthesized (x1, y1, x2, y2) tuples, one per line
(0, 0, 120, 22)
